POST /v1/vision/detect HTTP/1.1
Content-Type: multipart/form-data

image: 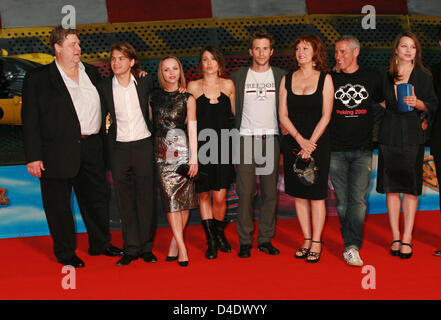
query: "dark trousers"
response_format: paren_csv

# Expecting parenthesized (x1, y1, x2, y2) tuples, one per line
(111, 137, 156, 256)
(236, 135, 280, 245)
(40, 135, 110, 262)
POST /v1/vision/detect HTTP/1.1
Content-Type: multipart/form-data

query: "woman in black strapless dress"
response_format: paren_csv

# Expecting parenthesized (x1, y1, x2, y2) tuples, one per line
(188, 46, 236, 259)
(279, 34, 334, 263)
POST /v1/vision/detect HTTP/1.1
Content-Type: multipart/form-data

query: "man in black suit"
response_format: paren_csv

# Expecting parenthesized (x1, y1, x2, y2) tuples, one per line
(98, 42, 157, 266)
(21, 26, 122, 268)
(431, 26, 441, 256)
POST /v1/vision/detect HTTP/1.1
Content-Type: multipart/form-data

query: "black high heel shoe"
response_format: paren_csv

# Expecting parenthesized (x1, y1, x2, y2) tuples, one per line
(399, 243, 413, 259)
(306, 240, 322, 263)
(295, 238, 311, 259)
(166, 255, 178, 262)
(178, 260, 189, 267)
(390, 240, 401, 256)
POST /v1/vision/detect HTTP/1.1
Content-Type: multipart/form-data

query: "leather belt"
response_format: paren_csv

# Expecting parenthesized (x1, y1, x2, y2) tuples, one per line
(81, 134, 95, 140)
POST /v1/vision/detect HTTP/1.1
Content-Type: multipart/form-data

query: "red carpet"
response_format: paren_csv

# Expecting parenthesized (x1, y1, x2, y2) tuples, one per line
(1, 211, 441, 300)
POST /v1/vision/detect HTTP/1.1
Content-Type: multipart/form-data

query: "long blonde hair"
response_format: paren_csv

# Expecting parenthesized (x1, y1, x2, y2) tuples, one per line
(157, 55, 186, 89)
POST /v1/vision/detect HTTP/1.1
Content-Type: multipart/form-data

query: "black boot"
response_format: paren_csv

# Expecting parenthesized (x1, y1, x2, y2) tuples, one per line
(201, 219, 218, 259)
(214, 219, 231, 253)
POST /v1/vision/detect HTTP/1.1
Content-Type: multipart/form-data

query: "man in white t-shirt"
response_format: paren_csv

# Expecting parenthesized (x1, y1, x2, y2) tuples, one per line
(231, 30, 286, 258)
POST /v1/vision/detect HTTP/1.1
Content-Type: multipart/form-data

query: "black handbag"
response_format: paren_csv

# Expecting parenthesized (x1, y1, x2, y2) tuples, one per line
(293, 154, 319, 186)
(176, 164, 208, 183)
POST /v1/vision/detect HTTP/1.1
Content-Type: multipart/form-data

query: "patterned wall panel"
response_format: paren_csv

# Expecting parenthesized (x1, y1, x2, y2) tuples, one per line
(1, 14, 440, 72)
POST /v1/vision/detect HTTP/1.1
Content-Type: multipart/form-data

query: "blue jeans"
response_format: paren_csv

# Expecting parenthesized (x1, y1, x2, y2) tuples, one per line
(329, 149, 372, 250)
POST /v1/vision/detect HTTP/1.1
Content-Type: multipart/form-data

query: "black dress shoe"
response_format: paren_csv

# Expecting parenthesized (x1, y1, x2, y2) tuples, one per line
(116, 254, 138, 266)
(257, 242, 280, 255)
(238, 244, 252, 258)
(141, 252, 157, 263)
(102, 245, 124, 256)
(90, 245, 123, 257)
(59, 255, 85, 268)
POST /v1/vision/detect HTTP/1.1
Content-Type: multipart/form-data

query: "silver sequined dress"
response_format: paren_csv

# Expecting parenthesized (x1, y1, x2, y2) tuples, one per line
(150, 89, 198, 213)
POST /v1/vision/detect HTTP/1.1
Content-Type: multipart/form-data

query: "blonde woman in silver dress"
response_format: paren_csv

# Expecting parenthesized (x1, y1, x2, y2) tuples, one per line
(149, 56, 198, 267)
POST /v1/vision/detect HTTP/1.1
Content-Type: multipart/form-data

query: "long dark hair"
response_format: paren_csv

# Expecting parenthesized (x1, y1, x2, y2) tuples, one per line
(388, 32, 430, 81)
(197, 46, 226, 76)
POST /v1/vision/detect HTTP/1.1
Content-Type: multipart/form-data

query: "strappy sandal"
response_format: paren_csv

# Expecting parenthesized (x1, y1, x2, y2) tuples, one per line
(295, 238, 311, 259)
(399, 243, 413, 259)
(390, 240, 401, 256)
(306, 240, 322, 263)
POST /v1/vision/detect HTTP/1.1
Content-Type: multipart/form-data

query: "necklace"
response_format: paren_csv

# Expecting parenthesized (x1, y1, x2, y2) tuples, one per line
(202, 78, 221, 103)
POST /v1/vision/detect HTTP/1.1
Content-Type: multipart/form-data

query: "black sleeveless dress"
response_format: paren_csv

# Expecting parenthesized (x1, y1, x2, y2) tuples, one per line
(196, 92, 235, 193)
(282, 72, 330, 200)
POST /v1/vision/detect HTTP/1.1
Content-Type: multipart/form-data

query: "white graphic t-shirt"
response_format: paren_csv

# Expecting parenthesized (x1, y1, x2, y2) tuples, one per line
(240, 68, 278, 135)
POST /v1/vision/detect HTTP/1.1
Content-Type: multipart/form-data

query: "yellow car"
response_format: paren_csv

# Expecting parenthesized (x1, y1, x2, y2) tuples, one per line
(0, 51, 53, 125)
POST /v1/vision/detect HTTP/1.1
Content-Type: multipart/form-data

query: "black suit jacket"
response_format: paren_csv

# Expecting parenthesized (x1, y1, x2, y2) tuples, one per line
(21, 60, 102, 178)
(431, 63, 441, 156)
(97, 74, 154, 167)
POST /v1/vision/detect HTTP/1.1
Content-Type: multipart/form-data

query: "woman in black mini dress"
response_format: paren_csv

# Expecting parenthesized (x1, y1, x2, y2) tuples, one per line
(279, 34, 334, 263)
(187, 46, 236, 259)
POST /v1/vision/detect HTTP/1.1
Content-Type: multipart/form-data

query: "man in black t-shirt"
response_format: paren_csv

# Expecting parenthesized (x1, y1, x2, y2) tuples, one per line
(330, 35, 383, 266)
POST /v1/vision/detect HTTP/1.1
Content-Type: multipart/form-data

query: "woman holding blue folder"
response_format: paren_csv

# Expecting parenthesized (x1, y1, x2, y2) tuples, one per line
(377, 32, 438, 259)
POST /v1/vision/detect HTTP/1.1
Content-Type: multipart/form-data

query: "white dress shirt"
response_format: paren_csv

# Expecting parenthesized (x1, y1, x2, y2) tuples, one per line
(112, 75, 151, 142)
(55, 60, 102, 135)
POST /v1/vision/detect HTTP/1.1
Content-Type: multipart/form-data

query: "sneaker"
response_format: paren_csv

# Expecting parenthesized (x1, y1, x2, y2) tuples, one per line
(343, 248, 363, 267)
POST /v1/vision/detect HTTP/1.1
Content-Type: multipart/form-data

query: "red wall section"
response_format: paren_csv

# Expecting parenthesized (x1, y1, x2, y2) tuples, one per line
(106, 0, 213, 23)
(306, 0, 408, 14)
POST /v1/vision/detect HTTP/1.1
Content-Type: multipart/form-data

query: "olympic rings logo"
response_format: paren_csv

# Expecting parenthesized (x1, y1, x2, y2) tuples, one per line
(334, 84, 369, 109)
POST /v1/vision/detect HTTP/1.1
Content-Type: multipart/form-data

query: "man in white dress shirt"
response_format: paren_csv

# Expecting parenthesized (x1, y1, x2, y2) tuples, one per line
(22, 26, 122, 268)
(98, 42, 156, 266)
